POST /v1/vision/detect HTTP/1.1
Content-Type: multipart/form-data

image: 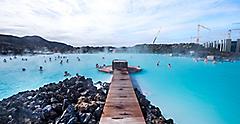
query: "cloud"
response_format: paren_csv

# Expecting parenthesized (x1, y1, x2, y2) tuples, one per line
(0, 0, 240, 46)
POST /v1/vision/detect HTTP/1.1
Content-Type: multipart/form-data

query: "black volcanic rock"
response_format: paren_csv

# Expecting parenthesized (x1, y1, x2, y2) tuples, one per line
(0, 76, 174, 124)
(0, 76, 110, 124)
(0, 34, 74, 54)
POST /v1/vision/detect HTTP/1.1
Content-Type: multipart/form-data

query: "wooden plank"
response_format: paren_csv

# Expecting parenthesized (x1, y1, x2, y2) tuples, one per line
(99, 69, 146, 124)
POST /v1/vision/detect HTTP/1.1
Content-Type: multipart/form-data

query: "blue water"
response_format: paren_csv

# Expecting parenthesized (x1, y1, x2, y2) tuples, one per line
(0, 53, 240, 124)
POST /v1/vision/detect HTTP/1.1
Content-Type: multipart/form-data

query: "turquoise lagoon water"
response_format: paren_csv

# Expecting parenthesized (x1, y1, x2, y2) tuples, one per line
(0, 53, 240, 124)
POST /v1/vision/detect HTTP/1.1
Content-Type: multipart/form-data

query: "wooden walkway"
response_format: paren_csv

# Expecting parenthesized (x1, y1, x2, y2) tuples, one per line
(99, 68, 146, 124)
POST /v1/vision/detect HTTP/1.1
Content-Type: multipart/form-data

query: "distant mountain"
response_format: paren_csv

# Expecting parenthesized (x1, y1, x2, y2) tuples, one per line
(0, 34, 74, 54)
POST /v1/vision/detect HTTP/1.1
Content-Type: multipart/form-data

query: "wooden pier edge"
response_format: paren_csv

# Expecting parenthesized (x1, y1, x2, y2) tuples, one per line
(99, 68, 146, 124)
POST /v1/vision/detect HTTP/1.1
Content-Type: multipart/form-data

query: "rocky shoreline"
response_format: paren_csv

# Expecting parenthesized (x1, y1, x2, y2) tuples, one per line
(0, 76, 174, 124)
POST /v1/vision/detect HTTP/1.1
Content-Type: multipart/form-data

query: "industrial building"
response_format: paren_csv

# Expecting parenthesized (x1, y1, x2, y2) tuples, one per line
(203, 39, 240, 53)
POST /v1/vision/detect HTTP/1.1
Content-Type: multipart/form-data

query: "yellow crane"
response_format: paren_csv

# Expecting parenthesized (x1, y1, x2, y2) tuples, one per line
(196, 24, 211, 44)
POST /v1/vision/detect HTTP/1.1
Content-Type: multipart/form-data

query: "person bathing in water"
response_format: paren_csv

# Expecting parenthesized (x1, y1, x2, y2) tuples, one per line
(204, 58, 208, 63)
(157, 61, 160, 66)
(96, 64, 99, 68)
(76, 73, 80, 78)
(64, 71, 71, 77)
(168, 63, 172, 68)
(39, 66, 43, 71)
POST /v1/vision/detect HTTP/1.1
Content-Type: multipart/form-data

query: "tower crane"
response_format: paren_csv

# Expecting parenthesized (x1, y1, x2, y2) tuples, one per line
(152, 28, 161, 44)
(196, 24, 211, 44)
(227, 29, 240, 39)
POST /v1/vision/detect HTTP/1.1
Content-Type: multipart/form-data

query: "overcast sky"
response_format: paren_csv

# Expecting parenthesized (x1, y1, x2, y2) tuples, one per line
(0, 0, 240, 46)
